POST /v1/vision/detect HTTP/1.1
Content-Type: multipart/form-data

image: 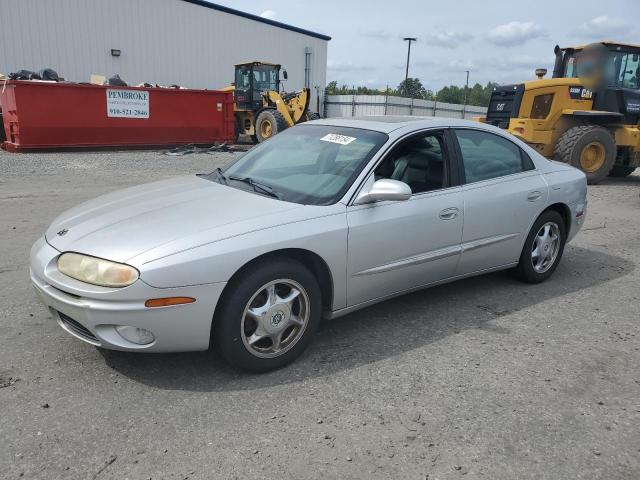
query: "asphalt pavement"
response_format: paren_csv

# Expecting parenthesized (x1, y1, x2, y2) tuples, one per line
(1, 148, 639, 479)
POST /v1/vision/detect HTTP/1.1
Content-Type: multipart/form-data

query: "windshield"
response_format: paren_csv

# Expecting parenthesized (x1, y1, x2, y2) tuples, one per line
(220, 125, 388, 205)
(565, 48, 640, 88)
(253, 65, 279, 91)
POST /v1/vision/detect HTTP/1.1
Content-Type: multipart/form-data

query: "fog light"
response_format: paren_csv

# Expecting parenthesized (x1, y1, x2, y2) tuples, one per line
(115, 326, 155, 345)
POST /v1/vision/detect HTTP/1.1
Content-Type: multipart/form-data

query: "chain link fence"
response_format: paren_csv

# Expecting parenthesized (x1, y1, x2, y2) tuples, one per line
(322, 93, 487, 120)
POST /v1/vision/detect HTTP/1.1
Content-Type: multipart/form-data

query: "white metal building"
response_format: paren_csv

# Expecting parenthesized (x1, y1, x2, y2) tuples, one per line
(0, 0, 330, 110)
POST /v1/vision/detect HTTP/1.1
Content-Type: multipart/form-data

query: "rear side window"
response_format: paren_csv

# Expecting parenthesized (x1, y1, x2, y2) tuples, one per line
(454, 129, 534, 183)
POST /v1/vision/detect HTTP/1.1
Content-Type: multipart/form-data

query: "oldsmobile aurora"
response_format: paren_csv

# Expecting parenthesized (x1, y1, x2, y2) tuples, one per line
(30, 117, 587, 371)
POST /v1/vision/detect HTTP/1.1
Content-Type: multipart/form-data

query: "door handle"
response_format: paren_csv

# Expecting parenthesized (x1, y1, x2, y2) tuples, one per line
(439, 207, 459, 220)
(527, 191, 542, 201)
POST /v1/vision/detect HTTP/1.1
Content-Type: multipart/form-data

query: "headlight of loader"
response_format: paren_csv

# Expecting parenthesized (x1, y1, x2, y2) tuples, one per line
(57, 253, 139, 287)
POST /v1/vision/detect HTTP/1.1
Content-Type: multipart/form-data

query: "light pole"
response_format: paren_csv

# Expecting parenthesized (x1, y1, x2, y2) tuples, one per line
(462, 70, 470, 117)
(403, 37, 417, 96)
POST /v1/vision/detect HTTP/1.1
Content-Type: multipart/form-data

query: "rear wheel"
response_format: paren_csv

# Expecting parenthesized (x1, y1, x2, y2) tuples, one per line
(255, 109, 287, 143)
(306, 112, 321, 121)
(554, 125, 616, 184)
(213, 258, 322, 372)
(608, 164, 636, 177)
(514, 210, 566, 284)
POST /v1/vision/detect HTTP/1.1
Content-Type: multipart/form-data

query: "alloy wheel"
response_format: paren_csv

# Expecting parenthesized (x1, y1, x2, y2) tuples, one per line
(240, 279, 310, 358)
(531, 222, 561, 273)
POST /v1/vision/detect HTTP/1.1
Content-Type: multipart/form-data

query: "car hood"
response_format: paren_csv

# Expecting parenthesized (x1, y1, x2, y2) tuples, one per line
(46, 175, 302, 264)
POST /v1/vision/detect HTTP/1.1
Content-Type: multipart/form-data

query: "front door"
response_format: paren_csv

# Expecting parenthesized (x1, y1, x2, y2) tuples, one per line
(346, 130, 464, 307)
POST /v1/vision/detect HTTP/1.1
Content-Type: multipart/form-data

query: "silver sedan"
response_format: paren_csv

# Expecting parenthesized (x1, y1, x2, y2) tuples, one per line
(30, 117, 587, 371)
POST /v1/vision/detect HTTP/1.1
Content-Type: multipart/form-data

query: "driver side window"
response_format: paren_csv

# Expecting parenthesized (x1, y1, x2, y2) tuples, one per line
(374, 132, 447, 194)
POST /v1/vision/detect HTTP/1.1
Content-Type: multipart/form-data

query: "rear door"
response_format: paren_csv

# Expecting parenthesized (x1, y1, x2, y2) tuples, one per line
(452, 128, 548, 275)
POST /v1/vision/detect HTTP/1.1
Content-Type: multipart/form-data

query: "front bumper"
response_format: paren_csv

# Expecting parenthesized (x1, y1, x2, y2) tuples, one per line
(30, 236, 226, 352)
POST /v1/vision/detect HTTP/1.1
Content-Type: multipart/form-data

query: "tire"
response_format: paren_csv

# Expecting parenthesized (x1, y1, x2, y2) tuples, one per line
(306, 112, 321, 121)
(255, 109, 287, 143)
(213, 258, 322, 372)
(608, 164, 636, 178)
(514, 210, 566, 284)
(554, 125, 616, 184)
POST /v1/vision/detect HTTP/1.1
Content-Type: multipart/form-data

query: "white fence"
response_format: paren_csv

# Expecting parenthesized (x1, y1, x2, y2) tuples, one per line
(324, 94, 487, 120)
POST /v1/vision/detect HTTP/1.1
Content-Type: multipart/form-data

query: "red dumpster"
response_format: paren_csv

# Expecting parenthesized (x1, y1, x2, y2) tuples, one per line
(0, 81, 236, 151)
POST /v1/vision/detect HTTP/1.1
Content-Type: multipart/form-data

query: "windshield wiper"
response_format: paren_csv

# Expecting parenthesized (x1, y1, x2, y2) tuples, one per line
(214, 167, 227, 185)
(228, 175, 281, 199)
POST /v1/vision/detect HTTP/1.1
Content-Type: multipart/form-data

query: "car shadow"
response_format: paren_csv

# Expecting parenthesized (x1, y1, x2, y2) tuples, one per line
(100, 245, 633, 392)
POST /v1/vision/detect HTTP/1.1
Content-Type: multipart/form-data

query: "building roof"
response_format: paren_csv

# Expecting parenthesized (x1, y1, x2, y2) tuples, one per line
(180, 0, 331, 41)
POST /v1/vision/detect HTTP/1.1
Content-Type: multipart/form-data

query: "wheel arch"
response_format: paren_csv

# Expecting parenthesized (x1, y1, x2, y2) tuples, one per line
(214, 248, 334, 321)
(543, 202, 571, 232)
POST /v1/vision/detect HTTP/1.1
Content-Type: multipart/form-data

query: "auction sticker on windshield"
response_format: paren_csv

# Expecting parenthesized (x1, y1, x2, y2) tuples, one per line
(106, 89, 150, 118)
(320, 133, 356, 145)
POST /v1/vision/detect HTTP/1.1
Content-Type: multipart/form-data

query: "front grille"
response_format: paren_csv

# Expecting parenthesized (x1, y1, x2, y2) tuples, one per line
(57, 312, 100, 345)
(485, 83, 525, 129)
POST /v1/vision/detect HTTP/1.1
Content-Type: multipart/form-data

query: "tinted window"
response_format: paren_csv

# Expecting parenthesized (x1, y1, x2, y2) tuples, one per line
(618, 53, 639, 89)
(220, 125, 387, 205)
(374, 133, 446, 194)
(455, 129, 533, 183)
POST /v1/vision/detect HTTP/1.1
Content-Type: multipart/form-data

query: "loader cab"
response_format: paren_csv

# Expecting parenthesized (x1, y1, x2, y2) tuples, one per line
(234, 62, 282, 111)
(557, 42, 640, 123)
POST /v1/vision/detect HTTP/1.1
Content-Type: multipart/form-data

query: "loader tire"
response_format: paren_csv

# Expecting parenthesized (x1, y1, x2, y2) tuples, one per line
(306, 112, 321, 121)
(554, 125, 616, 184)
(608, 165, 636, 178)
(255, 109, 287, 143)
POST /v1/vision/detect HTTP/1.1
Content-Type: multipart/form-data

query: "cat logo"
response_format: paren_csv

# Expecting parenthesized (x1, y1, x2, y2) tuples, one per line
(496, 103, 506, 111)
(581, 89, 593, 99)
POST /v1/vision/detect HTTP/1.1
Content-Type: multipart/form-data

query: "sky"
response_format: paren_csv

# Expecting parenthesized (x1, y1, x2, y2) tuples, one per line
(213, 0, 639, 91)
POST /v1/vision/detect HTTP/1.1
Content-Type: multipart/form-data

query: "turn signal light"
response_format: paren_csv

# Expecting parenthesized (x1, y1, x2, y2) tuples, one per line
(144, 297, 196, 308)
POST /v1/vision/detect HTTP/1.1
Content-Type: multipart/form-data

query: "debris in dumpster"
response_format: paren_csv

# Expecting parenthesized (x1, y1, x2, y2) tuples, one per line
(39, 68, 60, 82)
(9, 70, 41, 80)
(106, 74, 127, 86)
(164, 143, 248, 156)
(90, 74, 106, 85)
(8, 68, 62, 82)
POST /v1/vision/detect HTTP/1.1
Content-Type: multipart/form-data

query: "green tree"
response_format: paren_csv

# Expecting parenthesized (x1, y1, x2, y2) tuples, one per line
(397, 77, 433, 99)
(325, 80, 339, 95)
(436, 82, 498, 107)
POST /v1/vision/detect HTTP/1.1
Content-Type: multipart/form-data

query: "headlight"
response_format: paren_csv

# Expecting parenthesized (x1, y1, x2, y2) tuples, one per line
(57, 253, 139, 287)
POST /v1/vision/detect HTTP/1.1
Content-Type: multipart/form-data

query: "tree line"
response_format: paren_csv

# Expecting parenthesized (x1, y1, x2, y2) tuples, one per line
(325, 78, 499, 107)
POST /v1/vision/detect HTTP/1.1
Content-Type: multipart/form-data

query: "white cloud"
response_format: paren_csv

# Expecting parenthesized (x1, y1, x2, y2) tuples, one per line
(424, 31, 473, 48)
(327, 60, 375, 72)
(495, 54, 549, 69)
(487, 21, 546, 46)
(577, 15, 630, 39)
(442, 59, 477, 71)
(362, 29, 392, 40)
(259, 9, 277, 20)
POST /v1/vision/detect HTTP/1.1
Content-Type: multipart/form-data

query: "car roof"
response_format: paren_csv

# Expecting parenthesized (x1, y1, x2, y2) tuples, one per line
(311, 116, 491, 134)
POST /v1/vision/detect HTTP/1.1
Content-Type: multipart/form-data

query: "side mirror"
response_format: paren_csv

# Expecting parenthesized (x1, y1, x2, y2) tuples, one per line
(354, 179, 412, 205)
(283, 70, 288, 80)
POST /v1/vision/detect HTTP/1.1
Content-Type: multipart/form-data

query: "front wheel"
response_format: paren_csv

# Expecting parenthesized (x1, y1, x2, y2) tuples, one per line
(554, 126, 616, 184)
(255, 109, 287, 143)
(213, 258, 322, 372)
(514, 210, 566, 283)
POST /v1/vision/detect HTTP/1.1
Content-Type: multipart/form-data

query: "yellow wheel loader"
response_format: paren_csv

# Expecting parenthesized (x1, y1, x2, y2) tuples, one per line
(477, 42, 640, 183)
(223, 62, 318, 143)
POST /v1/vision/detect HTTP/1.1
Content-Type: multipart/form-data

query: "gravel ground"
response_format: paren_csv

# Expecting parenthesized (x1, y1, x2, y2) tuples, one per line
(1, 148, 639, 480)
